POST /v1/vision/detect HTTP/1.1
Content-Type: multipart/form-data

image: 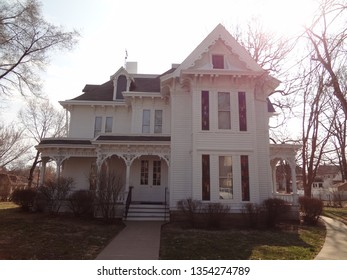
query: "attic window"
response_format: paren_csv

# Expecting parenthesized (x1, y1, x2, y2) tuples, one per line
(212, 54, 224, 69)
(116, 75, 127, 100)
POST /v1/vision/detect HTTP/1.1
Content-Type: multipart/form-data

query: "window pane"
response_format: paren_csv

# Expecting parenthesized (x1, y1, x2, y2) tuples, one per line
(94, 116, 102, 137)
(241, 155, 250, 201)
(212, 55, 224, 69)
(153, 160, 161, 186)
(201, 91, 209, 130)
(116, 75, 127, 100)
(142, 110, 150, 133)
(202, 154, 210, 201)
(238, 92, 247, 131)
(219, 156, 233, 199)
(218, 92, 231, 129)
(218, 112, 231, 129)
(140, 160, 149, 185)
(105, 117, 113, 133)
(218, 92, 230, 111)
(154, 110, 162, 133)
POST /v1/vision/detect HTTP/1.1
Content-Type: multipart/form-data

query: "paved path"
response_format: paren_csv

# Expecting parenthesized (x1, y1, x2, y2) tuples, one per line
(315, 216, 347, 260)
(95, 221, 163, 260)
(96, 216, 347, 260)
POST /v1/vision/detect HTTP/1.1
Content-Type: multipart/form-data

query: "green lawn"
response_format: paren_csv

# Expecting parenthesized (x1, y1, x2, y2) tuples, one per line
(0, 202, 124, 260)
(0, 202, 327, 260)
(323, 207, 347, 225)
(160, 223, 326, 260)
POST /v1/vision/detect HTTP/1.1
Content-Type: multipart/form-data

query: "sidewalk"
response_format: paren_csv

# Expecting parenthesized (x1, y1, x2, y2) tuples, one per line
(315, 216, 347, 260)
(95, 221, 164, 260)
(96, 216, 347, 260)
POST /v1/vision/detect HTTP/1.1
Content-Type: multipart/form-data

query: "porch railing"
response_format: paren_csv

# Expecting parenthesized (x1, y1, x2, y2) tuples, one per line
(273, 192, 298, 205)
(124, 186, 133, 219)
(164, 187, 169, 221)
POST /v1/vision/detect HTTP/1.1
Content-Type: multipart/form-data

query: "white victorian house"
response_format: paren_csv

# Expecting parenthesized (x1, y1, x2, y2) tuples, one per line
(36, 24, 300, 221)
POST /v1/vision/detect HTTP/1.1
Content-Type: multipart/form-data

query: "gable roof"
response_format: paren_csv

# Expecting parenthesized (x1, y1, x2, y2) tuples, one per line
(172, 24, 264, 77)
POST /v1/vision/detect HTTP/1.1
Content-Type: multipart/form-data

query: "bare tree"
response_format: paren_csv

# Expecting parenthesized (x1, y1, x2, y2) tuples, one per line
(0, 0, 79, 96)
(305, 0, 347, 118)
(0, 122, 30, 169)
(300, 64, 335, 196)
(232, 18, 299, 143)
(18, 98, 66, 187)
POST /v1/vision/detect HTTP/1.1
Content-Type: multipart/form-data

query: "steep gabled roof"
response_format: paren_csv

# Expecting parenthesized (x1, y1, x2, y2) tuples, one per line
(172, 24, 264, 77)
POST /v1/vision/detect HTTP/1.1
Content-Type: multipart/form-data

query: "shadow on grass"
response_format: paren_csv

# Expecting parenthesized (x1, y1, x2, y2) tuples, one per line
(159, 223, 324, 260)
(0, 206, 125, 260)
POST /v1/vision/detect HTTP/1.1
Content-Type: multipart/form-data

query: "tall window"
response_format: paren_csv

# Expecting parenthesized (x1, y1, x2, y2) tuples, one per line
(202, 154, 210, 200)
(218, 92, 231, 129)
(142, 110, 150, 133)
(153, 160, 161, 186)
(154, 110, 163, 133)
(212, 54, 224, 69)
(241, 155, 250, 201)
(238, 92, 247, 131)
(201, 91, 209, 130)
(94, 116, 102, 137)
(140, 160, 149, 185)
(116, 75, 127, 100)
(219, 156, 233, 199)
(105, 117, 113, 133)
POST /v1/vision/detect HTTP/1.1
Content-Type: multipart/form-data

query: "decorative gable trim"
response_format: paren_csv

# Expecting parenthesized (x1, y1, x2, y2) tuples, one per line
(172, 24, 264, 77)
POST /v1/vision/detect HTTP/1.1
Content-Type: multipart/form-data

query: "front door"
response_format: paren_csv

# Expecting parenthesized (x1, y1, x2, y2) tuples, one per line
(130, 157, 168, 203)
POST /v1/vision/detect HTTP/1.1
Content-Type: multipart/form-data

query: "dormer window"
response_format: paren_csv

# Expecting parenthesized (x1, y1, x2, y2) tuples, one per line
(116, 75, 127, 100)
(212, 54, 224, 69)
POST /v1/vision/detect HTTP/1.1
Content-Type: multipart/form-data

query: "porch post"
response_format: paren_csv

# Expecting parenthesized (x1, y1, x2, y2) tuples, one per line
(290, 159, 298, 205)
(55, 157, 63, 179)
(125, 160, 131, 193)
(39, 157, 48, 186)
(270, 160, 278, 194)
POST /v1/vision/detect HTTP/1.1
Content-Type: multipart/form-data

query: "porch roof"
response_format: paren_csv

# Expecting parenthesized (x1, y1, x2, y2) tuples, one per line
(95, 135, 171, 142)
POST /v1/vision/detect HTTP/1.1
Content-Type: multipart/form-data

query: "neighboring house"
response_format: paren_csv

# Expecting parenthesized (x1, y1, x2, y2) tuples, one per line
(313, 165, 342, 189)
(36, 24, 300, 220)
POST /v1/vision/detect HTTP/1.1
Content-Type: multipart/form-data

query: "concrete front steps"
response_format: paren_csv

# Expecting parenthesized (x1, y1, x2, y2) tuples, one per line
(125, 202, 169, 221)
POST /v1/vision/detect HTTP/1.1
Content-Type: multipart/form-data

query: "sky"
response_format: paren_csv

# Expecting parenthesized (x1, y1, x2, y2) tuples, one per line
(2, 0, 318, 118)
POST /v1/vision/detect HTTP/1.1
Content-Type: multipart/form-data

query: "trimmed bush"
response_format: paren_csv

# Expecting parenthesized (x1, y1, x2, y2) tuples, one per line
(203, 202, 230, 229)
(299, 196, 323, 225)
(263, 198, 289, 228)
(242, 203, 262, 228)
(37, 177, 74, 214)
(10, 188, 37, 211)
(68, 190, 95, 217)
(177, 198, 202, 228)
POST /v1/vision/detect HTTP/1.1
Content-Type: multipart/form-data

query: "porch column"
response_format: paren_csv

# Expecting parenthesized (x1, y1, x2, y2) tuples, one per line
(270, 160, 278, 194)
(55, 157, 64, 179)
(125, 160, 131, 193)
(39, 157, 48, 186)
(289, 159, 298, 205)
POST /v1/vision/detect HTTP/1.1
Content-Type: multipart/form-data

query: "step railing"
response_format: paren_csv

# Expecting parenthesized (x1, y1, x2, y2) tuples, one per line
(124, 186, 133, 219)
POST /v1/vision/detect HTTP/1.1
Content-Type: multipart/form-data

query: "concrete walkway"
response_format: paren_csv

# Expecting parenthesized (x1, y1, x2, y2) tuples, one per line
(96, 216, 347, 260)
(95, 221, 163, 260)
(315, 216, 347, 260)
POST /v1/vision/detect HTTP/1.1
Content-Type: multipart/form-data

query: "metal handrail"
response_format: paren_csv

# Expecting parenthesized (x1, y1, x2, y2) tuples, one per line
(124, 186, 133, 219)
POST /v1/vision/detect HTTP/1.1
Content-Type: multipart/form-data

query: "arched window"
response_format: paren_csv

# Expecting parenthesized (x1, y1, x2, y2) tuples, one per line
(116, 75, 127, 100)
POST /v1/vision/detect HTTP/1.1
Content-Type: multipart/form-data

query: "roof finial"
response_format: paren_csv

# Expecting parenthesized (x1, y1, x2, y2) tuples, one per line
(124, 49, 128, 68)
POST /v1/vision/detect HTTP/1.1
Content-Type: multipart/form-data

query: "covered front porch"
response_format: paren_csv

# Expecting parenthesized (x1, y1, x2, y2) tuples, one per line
(36, 136, 171, 219)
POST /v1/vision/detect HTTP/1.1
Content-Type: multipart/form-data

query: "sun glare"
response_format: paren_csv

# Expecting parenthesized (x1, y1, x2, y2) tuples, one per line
(255, 0, 318, 36)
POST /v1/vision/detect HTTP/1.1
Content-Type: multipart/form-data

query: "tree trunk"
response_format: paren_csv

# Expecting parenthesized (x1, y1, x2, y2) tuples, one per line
(27, 150, 40, 188)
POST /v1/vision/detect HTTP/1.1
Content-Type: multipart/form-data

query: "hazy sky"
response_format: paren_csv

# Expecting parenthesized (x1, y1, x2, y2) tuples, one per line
(3, 0, 317, 117)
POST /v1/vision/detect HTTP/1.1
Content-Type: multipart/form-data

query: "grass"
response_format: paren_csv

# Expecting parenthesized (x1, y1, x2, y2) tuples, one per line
(323, 206, 347, 225)
(0, 202, 124, 260)
(160, 223, 326, 260)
